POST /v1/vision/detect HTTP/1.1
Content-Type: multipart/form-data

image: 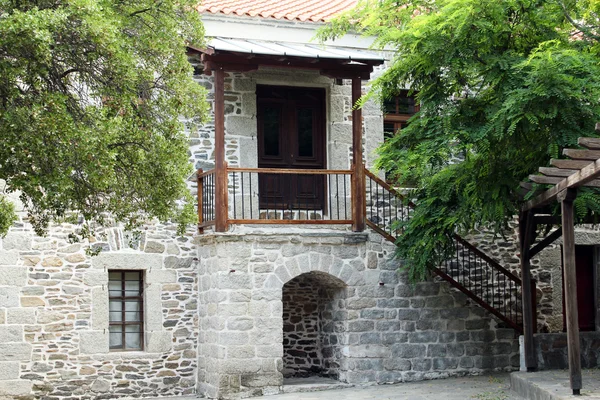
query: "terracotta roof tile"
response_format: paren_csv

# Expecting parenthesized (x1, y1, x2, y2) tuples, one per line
(198, 0, 358, 23)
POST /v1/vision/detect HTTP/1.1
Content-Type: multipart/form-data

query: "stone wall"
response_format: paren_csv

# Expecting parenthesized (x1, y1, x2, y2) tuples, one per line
(525, 332, 600, 370)
(0, 206, 199, 399)
(195, 230, 520, 399)
(282, 272, 346, 379)
(283, 274, 323, 377)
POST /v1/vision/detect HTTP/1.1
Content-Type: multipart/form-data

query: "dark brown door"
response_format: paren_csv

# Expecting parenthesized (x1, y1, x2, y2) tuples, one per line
(562, 245, 597, 331)
(257, 85, 325, 210)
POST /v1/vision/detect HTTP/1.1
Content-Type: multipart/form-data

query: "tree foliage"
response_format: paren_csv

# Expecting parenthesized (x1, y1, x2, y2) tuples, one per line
(319, 0, 600, 281)
(0, 0, 208, 237)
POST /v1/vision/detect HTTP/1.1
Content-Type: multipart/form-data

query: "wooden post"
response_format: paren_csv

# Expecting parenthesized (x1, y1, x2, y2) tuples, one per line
(558, 188, 582, 395)
(197, 169, 204, 234)
(214, 67, 228, 232)
(519, 210, 537, 371)
(351, 77, 365, 232)
(530, 279, 537, 334)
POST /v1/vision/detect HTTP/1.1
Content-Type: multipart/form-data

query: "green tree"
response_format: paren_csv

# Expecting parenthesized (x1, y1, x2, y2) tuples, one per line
(0, 0, 208, 237)
(320, 0, 600, 281)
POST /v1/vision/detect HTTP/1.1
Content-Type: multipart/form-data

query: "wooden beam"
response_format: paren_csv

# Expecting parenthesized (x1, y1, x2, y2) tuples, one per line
(578, 137, 600, 150)
(550, 159, 593, 170)
(539, 167, 579, 178)
(563, 148, 600, 160)
(528, 227, 562, 259)
(523, 158, 600, 211)
(519, 211, 537, 371)
(558, 188, 582, 395)
(351, 77, 365, 232)
(529, 174, 600, 187)
(214, 67, 228, 233)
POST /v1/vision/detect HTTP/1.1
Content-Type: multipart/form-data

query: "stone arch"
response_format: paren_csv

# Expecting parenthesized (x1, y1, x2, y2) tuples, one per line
(265, 253, 365, 290)
(281, 271, 348, 380)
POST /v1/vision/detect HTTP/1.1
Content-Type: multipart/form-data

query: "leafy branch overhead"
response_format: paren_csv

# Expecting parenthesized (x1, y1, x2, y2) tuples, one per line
(319, 0, 600, 281)
(0, 0, 209, 236)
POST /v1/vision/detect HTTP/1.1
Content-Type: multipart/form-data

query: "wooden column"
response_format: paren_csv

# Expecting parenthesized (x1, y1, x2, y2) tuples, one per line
(197, 169, 204, 234)
(519, 210, 537, 371)
(214, 67, 228, 232)
(559, 188, 582, 395)
(351, 77, 365, 232)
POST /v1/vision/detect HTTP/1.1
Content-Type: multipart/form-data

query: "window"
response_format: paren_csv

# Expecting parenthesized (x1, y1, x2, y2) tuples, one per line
(383, 90, 419, 139)
(108, 271, 144, 351)
(383, 91, 419, 183)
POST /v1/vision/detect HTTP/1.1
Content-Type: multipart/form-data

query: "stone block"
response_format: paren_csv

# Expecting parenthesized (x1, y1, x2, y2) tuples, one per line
(0, 326, 22, 342)
(0, 362, 19, 380)
(2, 232, 32, 251)
(147, 269, 177, 284)
(0, 267, 26, 286)
(0, 252, 17, 265)
(164, 256, 195, 269)
(146, 331, 173, 353)
(0, 380, 32, 396)
(79, 330, 109, 354)
(240, 373, 282, 388)
(92, 252, 162, 270)
(144, 241, 165, 253)
(145, 284, 162, 331)
(20, 296, 44, 307)
(83, 270, 108, 286)
(391, 344, 426, 358)
(342, 344, 390, 358)
(226, 115, 256, 137)
(0, 287, 19, 308)
(217, 273, 252, 289)
(0, 343, 31, 361)
(91, 286, 108, 330)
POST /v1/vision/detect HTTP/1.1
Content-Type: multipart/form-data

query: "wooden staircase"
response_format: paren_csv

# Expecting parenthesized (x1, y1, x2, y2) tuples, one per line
(364, 168, 533, 334)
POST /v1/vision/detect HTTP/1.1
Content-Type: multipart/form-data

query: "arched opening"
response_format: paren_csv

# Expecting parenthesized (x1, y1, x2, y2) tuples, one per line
(282, 271, 347, 381)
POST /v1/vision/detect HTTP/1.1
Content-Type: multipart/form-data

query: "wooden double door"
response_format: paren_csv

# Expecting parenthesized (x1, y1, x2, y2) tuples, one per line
(257, 85, 325, 210)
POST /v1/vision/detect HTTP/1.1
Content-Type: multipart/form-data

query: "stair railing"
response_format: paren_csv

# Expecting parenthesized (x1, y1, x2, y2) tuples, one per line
(364, 168, 532, 334)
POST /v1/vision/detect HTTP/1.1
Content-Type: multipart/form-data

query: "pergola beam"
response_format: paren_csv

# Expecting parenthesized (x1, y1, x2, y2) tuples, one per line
(550, 159, 593, 170)
(529, 174, 600, 187)
(523, 158, 600, 211)
(578, 137, 600, 150)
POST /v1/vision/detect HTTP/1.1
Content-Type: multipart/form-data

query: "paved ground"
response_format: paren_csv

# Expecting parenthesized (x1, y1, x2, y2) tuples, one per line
(249, 373, 523, 400)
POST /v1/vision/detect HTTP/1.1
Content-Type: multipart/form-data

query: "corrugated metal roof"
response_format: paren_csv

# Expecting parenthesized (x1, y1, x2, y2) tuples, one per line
(209, 37, 384, 62)
(198, 0, 358, 23)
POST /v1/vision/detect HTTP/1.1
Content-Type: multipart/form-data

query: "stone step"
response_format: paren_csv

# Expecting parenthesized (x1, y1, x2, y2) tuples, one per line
(511, 370, 600, 400)
(281, 377, 354, 394)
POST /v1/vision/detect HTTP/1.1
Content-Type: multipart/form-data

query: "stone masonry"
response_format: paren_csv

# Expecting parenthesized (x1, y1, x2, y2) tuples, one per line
(196, 230, 520, 399)
(0, 193, 200, 399)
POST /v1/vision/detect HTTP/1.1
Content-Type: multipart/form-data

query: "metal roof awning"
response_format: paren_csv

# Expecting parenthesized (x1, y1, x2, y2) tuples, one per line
(189, 37, 385, 80)
(207, 37, 385, 64)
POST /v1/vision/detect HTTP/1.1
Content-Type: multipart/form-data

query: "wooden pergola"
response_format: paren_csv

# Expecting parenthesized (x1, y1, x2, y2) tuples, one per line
(520, 134, 600, 395)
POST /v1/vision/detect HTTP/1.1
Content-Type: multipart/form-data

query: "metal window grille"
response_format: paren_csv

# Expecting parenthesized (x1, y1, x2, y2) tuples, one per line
(108, 270, 144, 351)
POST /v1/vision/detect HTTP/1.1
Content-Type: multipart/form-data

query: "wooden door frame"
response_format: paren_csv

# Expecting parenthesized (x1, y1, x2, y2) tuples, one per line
(256, 85, 327, 211)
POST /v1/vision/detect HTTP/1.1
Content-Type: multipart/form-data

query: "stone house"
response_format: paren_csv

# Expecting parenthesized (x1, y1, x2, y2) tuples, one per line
(0, 1, 598, 399)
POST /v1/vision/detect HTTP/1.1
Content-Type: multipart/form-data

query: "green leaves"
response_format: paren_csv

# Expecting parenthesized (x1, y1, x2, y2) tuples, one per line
(0, 0, 208, 236)
(323, 0, 600, 280)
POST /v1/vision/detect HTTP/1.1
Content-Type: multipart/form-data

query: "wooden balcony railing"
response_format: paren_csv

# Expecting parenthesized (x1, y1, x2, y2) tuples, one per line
(197, 166, 356, 230)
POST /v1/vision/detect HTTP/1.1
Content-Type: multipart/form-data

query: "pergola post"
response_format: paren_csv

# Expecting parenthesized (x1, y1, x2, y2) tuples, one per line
(214, 67, 228, 232)
(558, 188, 582, 395)
(351, 77, 366, 232)
(519, 210, 537, 371)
